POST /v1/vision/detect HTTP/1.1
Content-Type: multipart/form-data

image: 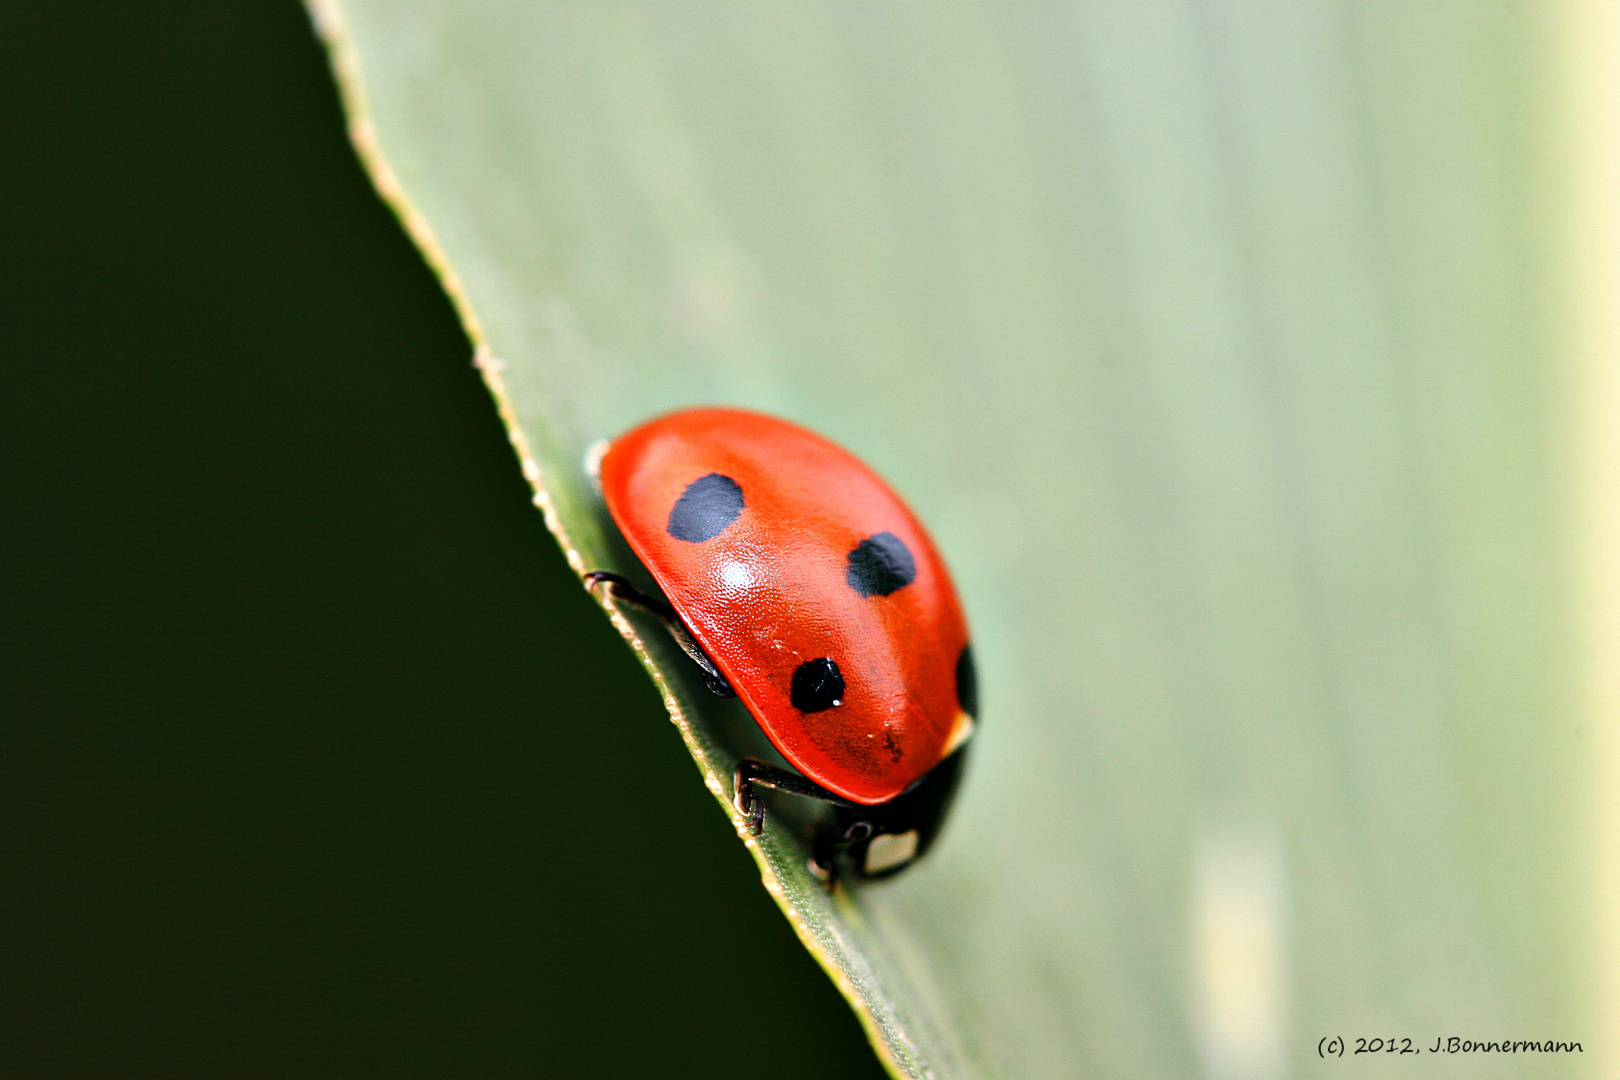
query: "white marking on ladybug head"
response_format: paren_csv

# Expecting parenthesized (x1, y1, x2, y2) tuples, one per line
(942, 709, 976, 757)
(863, 830, 919, 874)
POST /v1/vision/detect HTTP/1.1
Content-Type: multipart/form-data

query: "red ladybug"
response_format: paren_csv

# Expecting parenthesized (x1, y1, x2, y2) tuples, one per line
(586, 407, 976, 879)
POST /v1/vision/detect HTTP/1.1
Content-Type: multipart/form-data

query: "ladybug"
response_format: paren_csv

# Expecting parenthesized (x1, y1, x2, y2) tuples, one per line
(585, 407, 977, 881)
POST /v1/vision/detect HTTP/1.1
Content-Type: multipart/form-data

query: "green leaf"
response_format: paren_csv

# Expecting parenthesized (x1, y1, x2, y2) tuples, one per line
(310, 4, 1618, 1076)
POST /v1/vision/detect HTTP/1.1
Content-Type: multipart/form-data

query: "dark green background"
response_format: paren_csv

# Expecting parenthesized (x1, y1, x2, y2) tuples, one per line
(0, 5, 886, 1076)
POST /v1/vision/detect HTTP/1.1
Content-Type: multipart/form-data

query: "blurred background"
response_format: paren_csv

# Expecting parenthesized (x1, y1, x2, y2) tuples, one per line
(0, 4, 888, 1076)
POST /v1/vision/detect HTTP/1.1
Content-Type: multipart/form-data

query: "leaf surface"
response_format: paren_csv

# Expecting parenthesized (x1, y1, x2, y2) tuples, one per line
(312, 4, 1617, 1075)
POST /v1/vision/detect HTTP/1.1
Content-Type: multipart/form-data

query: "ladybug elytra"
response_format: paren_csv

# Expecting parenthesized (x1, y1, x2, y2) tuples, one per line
(587, 407, 975, 880)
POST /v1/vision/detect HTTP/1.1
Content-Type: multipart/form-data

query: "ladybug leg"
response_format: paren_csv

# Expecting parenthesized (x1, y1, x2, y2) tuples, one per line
(584, 572, 734, 697)
(583, 571, 675, 620)
(809, 825, 876, 889)
(806, 848, 839, 888)
(732, 758, 859, 836)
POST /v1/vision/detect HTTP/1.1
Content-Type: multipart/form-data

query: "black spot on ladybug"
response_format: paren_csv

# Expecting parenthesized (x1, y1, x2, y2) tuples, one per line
(666, 473, 744, 542)
(791, 657, 844, 713)
(956, 643, 978, 719)
(882, 728, 903, 763)
(846, 531, 916, 597)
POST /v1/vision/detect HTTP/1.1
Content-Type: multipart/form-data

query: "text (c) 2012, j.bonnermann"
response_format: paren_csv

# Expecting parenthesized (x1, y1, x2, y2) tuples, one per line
(1316, 1036, 1584, 1058)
